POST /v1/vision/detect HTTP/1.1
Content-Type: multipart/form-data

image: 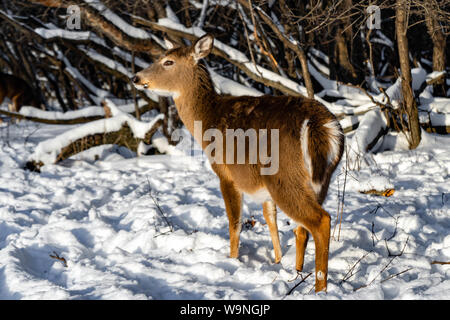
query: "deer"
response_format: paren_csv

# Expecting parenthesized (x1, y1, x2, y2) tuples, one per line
(0, 72, 41, 113)
(132, 34, 344, 293)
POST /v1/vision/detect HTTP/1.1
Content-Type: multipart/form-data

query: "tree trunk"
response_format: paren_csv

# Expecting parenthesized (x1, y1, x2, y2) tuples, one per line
(424, 0, 447, 97)
(395, 0, 421, 149)
(335, 26, 357, 83)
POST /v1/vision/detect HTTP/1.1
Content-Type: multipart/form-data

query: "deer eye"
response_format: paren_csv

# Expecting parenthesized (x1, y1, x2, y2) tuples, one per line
(163, 60, 174, 66)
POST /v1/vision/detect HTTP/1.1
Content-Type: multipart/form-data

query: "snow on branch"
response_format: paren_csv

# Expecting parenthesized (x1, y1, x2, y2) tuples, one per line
(34, 25, 107, 46)
(347, 109, 388, 170)
(83, 0, 151, 40)
(208, 68, 262, 97)
(29, 0, 163, 54)
(0, 102, 154, 125)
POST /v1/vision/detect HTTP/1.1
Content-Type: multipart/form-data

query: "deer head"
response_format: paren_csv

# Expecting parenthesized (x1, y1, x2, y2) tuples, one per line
(132, 34, 214, 99)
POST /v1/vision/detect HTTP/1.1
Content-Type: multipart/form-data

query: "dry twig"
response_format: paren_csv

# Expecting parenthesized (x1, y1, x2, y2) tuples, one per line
(354, 236, 409, 291)
(147, 176, 174, 235)
(285, 272, 313, 296)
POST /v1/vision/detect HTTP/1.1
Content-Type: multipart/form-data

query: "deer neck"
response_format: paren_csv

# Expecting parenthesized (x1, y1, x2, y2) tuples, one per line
(173, 66, 218, 136)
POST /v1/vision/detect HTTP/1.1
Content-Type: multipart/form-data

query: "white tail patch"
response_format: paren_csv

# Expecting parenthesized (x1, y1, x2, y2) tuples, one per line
(323, 120, 342, 165)
(300, 119, 312, 177)
(311, 181, 322, 196)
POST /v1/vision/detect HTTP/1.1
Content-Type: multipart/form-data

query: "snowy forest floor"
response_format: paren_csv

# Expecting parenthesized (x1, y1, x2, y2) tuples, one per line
(0, 120, 449, 300)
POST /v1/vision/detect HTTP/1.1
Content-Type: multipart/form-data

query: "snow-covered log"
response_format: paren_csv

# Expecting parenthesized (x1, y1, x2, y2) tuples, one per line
(26, 100, 164, 171)
(0, 102, 156, 125)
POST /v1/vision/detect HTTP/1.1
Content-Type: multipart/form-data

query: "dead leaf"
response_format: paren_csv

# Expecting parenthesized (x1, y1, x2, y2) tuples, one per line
(243, 217, 256, 229)
(49, 251, 68, 267)
(360, 189, 395, 197)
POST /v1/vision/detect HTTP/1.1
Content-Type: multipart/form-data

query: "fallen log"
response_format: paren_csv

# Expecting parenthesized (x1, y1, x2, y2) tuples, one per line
(25, 100, 164, 172)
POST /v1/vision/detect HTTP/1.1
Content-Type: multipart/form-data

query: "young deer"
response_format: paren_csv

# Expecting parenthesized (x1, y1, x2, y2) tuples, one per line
(0, 72, 40, 112)
(133, 34, 344, 292)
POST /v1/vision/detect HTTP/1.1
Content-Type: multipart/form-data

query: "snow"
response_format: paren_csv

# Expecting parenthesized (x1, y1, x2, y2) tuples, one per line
(34, 23, 108, 48)
(426, 71, 446, 83)
(420, 112, 449, 127)
(0, 117, 449, 299)
(420, 96, 450, 115)
(347, 172, 394, 193)
(375, 30, 394, 48)
(308, 53, 330, 77)
(418, 87, 450, 128)
(151, 131, 186, 157)
(378, 68, 427, 106)
(35, 28, 99, 43)
(350, 109, 387, 153)
(20, 106, 106, 119)
(209, 69, 262, 97)
(411, 68, 427, 91)
(308, 47, 329, 65)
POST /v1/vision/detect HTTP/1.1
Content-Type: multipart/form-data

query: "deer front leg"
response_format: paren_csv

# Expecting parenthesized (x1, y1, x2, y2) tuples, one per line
(262, 200, 282, 263)
(293, 225, 309, 271)
(219, 179, 242, 259)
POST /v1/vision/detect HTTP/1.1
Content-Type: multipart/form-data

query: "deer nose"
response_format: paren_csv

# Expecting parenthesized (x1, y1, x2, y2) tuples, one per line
(132, 75, 140, 84)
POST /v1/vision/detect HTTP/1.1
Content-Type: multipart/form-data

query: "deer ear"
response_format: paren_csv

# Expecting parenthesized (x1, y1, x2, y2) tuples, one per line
(164, 37, 176, 50)
(192, 34, 214, 62)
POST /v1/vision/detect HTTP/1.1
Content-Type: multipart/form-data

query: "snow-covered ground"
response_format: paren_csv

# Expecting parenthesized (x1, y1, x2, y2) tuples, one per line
(0, 119, 449, 300)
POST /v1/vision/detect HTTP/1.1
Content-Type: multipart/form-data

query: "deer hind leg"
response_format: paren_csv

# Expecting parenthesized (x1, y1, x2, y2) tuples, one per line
(219, 179, 242, 259)
(301, 200, 331, 293)
(262, 200, 282, 263)
(274, 189, 331, 292)
(295, 172, 332, 273)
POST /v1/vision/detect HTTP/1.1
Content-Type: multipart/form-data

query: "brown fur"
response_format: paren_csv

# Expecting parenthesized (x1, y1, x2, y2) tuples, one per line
(134, 35, 344, 292)
(0, 72, 40, 112)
